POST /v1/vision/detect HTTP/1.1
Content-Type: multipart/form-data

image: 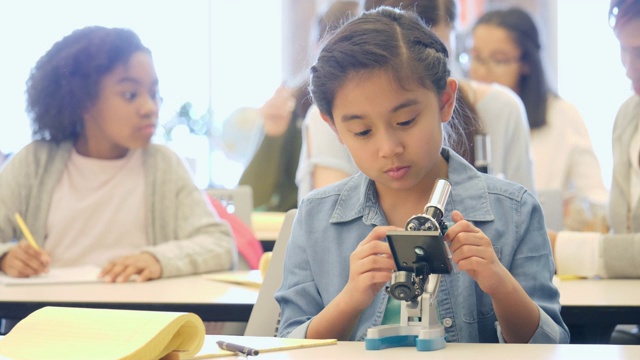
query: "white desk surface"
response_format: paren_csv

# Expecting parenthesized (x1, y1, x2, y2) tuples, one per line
(0, 273, 258, 322)
(0, 273, 258, 304)
(200, 335, 640, 359)
(557, 278, 640, 307)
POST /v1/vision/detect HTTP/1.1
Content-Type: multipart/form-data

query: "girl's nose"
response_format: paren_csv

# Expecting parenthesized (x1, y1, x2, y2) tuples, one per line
(140, 94, 161, 117)
(378, 131, 403, 158)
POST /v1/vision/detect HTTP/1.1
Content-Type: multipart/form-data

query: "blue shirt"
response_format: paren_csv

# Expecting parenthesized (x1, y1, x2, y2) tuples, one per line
(275, 147, 569, 343)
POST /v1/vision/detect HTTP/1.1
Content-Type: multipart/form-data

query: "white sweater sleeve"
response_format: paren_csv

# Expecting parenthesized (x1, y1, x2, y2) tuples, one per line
(555, 231, 605, 277)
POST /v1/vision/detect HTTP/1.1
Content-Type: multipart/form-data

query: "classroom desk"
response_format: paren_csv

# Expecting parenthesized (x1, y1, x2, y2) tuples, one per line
(0, 273, 258, 323)
(252, 211, 286, 252)
(558, 278, 640, 343)
(199, 335, 640, 359)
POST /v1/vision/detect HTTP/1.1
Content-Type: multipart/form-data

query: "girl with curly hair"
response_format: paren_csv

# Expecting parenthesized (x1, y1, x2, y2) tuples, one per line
(0, 26, 236, 282)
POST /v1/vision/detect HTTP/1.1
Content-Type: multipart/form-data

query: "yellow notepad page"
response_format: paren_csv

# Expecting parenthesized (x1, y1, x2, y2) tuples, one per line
(203, 270, 263, 288)
(0, 306, 205, 360)
(251, 212, 286, 233)
(190, 336, 337, 359)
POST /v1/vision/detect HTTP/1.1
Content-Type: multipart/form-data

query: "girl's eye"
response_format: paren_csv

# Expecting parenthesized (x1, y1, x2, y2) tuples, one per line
(354, 129, 371, 138)
(398, 118, 416, 127)
(123, 91, 138, 101)
(151, 89, 162, 103)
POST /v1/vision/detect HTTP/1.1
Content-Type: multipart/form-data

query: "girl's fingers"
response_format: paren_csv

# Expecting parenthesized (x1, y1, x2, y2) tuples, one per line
(451, 210, 464, 223)
(358, 226, 399, 248)
(354, 252, 395, 273)
(444, 211, 479, 244)
(447, 231, 487, 253)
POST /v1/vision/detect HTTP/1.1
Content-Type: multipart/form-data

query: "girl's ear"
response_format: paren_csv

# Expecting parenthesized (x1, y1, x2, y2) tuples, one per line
(439, 78, 458, 124)
(320, 111, 345, 145)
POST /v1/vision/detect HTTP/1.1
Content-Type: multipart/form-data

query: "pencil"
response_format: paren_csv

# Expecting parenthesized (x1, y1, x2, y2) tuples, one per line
(14, 212, 41, 251)
(216, 340, 260, 356)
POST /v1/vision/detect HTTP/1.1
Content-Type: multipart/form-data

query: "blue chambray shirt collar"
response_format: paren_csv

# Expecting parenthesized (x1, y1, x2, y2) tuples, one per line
(329, 147, 494, 225)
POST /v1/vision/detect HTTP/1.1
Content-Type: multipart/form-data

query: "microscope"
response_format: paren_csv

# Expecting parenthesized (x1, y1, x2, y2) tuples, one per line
(365, 178, 453, 352)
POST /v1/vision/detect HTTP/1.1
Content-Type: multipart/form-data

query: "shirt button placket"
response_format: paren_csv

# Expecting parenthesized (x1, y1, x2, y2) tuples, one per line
(442, 318, 453, 328)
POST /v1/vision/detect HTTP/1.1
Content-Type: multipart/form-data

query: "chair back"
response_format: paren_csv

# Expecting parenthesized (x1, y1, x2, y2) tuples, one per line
(244, 209, 297, 337)
(206, 185, 253, 228)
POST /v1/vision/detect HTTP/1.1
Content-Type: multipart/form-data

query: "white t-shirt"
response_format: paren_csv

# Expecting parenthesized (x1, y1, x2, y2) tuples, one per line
(530, 96, 608, 205)
(44, 148, 147, 267)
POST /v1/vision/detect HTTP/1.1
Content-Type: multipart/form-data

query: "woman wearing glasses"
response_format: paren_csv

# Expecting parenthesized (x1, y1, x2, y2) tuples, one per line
(468, 7, 608, 232)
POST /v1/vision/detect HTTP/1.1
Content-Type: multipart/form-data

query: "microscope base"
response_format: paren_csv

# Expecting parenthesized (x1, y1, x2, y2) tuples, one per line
(365, 324, 446, 351)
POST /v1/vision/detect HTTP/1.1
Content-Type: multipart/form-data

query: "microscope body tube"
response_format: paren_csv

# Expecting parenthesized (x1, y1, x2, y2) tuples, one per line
(423, 178, 452, 221)
(405, 178, 451, 232)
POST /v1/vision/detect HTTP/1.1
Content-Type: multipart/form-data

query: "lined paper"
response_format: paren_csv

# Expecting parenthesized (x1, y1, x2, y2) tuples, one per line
(0, 307, 205, 359)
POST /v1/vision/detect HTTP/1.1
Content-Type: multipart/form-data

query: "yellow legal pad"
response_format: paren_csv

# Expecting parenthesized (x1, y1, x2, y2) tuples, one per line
(0, 306, 205, 360)
(203, 270, 263, 288)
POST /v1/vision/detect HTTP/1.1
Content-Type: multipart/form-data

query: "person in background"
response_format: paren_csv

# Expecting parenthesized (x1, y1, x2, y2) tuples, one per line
(551, 0, 640, 344)
(238, 83, 310, 212)
(296, 0, 536, 202)
(242, 1, 359, 212)
(468, 7, 608, 231)
(0, 26, 236, 281)
(296, 0, 361, 201)
(276, 7, 568, 344)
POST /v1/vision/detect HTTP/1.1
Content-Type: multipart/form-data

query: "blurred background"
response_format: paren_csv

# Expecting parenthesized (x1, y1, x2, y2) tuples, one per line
(0, 0, 630, 190)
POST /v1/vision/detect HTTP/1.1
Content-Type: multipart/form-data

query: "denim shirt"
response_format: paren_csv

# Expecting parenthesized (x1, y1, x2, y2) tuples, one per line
(275, 147, 569, 343)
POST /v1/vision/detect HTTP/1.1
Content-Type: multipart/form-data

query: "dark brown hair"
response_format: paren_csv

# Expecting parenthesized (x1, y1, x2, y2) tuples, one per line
(609, 0, 640, 29)
(362, 0, 480, 163)
(310, 7, 467, 151)
(26, 26, 150, 143)
(474, 8, 551, 130)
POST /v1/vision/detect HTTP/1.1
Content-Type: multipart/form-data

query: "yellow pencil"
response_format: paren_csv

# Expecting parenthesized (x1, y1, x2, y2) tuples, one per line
(14, 212, 41, 251)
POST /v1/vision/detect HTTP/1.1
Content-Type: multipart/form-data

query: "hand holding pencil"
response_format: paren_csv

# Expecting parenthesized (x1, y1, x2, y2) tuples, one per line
(0, 213, 50, 277)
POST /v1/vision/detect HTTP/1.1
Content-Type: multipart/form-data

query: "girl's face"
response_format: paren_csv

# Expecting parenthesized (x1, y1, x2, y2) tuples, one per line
(322, 70, 456, 197)
(615, 17, 640, 95)
(79, 51, 160, 159)
(468, 24, 524, 93)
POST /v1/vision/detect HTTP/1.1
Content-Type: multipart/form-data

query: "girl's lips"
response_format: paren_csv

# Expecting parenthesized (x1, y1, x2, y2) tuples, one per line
(138, 124, 157, 136)
(385, 166, 410, 180)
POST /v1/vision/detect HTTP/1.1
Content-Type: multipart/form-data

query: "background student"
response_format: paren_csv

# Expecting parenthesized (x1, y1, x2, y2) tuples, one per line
(468, 7, 608, 231)
(238, 82, 310, 212)
(276, 7, 568, 343)
(241, 0, 360, 212)
(296, 0, 361, 201)
(551, 0, 640, 344)
(0, 26, 236, 282)
(297, 0, 536, 202)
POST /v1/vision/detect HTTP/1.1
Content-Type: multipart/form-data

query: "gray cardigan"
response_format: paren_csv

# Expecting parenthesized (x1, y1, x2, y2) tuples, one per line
(0, 141, 236, 277)
(605, 95, 640, 277)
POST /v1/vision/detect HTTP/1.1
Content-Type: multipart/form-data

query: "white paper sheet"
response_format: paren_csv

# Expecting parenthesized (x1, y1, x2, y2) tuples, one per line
(0, 265, 102, 286)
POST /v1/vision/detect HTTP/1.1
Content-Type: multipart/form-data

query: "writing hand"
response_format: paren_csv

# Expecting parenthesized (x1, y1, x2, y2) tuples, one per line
(0, 239, 50, 277)
(100, 252, 162, 283)
(444, 210, 509, 295)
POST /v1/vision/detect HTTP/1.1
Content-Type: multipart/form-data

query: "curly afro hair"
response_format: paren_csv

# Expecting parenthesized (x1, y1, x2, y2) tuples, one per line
(26, 26, 150, 143)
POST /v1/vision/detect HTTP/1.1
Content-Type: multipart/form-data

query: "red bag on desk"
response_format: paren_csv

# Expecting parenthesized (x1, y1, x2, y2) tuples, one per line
(207, 194, 264, 270)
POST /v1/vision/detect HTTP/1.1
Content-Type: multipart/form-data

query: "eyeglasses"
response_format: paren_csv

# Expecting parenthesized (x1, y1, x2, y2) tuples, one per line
(465, 52, 521, 73)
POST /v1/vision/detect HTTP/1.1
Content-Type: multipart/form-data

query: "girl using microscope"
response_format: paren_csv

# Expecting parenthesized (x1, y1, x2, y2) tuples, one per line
(275, 7, 568, 344)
